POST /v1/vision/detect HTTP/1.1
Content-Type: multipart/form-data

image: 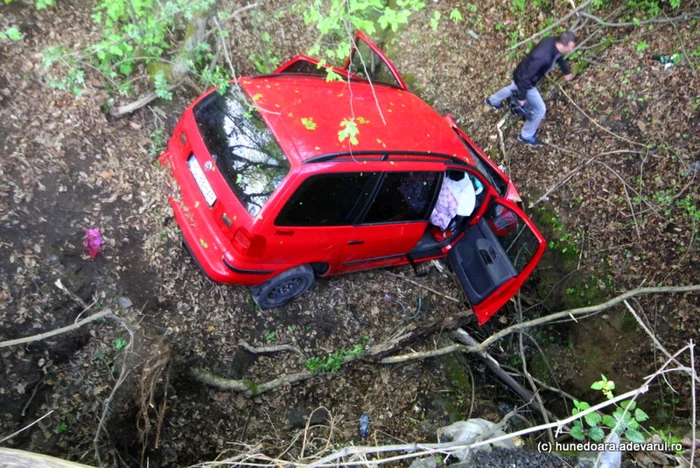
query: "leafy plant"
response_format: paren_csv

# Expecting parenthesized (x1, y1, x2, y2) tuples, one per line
(449, 9, 463, 22)
(113, 337, 128, 352)
(636, 40, 649, 52)
(304, 336, 369, 373)
(570, 375, 649, 443)
(56, 421, 68, 434)
(430, 11, 441, 31)
(265, 331, 277, 342)
(0, 27, 23, 41)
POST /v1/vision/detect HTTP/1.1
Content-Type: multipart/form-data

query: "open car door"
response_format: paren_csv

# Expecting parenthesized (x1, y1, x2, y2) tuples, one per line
(447, 200, 546, 325)
(342, 31, 408, 90)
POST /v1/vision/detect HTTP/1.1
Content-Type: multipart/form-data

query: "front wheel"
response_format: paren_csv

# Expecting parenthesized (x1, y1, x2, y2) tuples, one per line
(250, 265, 314, 309)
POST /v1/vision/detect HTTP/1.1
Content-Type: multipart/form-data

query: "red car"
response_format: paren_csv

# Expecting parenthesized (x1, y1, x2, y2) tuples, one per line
(159, 32, 545, 325)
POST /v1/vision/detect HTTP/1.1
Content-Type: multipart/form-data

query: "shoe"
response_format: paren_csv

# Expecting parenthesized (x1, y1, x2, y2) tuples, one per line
(518, 134, 542, 146)
(484, 98, 502, 110)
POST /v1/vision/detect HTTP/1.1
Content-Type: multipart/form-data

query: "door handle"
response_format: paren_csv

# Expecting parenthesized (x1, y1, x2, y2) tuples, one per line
(479, 249, 494, 264)
(348, 240, 365, 245)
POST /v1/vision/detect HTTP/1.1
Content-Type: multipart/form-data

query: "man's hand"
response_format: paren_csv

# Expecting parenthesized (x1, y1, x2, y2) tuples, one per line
(518, 99, 526, 106)
(564, 73, 574, 81)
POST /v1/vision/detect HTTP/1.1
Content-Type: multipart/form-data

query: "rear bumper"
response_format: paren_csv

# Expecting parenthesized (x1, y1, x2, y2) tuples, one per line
(161, 149, 278, 286)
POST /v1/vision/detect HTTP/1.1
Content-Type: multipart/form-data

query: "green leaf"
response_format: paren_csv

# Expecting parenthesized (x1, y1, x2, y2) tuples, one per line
(301, 118, 317, 130)
(625, 428, 645, 444)
(338, 118, 360, 145)
(570, 424, 586, 440)
(589, 426, 605, 441)
(634, 408, 649, 422)
(430, 11, 441, 31)
(591, 381, 604, 390)
(584, 412, 603, 427)
(449, 9, 463, 21)
(6, 27, 23, 41)
(325, 69, 343, 82)
(265, 331, 277, 342)
(602, 415, 618, 428)
(114, 337, 128, 351)
(620, 400, 636, 411)
(36, 0, 55, 10)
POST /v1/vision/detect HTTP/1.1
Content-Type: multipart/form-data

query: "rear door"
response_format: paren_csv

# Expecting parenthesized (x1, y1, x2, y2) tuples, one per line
(270, 171, 379, 269)
(339, 171, 441, 272)
(447, 200, 545, 325)
(342, 31, 408, 90)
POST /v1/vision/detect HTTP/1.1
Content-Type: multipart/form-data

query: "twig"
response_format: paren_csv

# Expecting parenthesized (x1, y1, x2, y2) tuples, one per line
(94, 317, 135, 467)
(508, 1, 592, 50)
(496, 116, 508, 162)
(385, 272, 462, 303)
(690, 340, 697, 468)
(579, 11, 700, 28)
(624, 300, 700, 386)
(239, 341, 305, 359)
(553, 82, 644, 147)
(109, 83, 181, 117)
(204, 3, 260, 40)
(515, 295, 554, 444)
(0, 310, 112, 348)
(381, 285, 700, 364)
(451, 328, 559, 425)
(529, 149, 641, 207)
(0, 410, 54, 444)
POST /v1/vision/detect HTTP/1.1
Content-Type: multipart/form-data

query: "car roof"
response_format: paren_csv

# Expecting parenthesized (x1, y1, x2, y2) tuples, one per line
(239, 75, 473, 166)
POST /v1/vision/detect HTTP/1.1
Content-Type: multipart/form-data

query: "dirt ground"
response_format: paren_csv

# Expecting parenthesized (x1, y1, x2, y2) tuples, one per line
(1, 0, 699, 466)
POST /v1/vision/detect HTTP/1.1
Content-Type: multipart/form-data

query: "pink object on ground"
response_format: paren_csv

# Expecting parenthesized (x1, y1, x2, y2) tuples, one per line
(84, 228, 104, 259)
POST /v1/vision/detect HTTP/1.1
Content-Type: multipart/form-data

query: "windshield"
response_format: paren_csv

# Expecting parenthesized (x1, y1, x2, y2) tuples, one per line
(193, 87, 290, 216)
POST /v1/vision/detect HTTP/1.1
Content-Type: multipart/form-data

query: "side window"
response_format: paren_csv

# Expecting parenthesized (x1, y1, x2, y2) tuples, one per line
(347, 39, 401, 88)
(456, 133, 508, 197)
(484, 203, 539, 273)
(275, 173, 378, 226)
(363, 172, 440, 224)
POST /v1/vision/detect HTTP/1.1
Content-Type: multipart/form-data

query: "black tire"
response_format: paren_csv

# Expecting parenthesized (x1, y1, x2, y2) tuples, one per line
(250, 265, 314, 309)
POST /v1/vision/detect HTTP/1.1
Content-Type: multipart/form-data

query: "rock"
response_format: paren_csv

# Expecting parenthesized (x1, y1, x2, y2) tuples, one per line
(468, 446, 578, 468)
(117, 296, 133, 310)
(438, 419, 516, 462)
(408, 457, 437, 468)
(578, 432, 622, 468)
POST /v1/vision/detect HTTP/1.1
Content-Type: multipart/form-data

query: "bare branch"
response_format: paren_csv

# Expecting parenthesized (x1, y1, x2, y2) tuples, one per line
(0, 310, 113, 349)
(508, 1, 592, 50)
(579, 11, 700, 28)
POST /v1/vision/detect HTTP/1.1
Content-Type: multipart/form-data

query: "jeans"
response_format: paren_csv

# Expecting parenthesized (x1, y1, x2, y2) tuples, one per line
(489, 82, 546, 139)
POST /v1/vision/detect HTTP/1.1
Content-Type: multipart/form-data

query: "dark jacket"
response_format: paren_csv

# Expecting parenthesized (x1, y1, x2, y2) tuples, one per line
(513, 37, 571, 100)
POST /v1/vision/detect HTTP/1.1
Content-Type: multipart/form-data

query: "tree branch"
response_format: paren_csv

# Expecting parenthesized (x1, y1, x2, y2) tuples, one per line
(579, 11, 700, 28)
(508, 1, 592, 50)
(0, 310, 113, 348)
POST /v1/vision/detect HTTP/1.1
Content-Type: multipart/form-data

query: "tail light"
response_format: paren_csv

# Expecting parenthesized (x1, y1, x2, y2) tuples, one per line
(232, 227, 266, 257)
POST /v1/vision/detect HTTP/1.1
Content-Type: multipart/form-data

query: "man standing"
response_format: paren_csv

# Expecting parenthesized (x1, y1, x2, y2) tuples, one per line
(485, 31, 576, 146)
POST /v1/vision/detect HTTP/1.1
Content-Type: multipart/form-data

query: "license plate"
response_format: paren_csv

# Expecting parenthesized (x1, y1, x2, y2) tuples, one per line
(187, 156, 217, 207)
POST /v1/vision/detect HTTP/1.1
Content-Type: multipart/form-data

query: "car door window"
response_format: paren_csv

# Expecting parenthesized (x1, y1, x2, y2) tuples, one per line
(362, 172, 440, 224)
(484, 203, 539, 272)
(275, 173, 378, 226)
(347, 38, 402, 88)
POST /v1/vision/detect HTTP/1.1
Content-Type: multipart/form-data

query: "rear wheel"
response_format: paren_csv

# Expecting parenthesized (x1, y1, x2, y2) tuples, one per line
(250, 265, 314, 309)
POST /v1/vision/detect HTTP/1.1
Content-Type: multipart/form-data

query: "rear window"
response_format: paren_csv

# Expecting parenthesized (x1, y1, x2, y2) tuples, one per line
(193, 87, 290, 216)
